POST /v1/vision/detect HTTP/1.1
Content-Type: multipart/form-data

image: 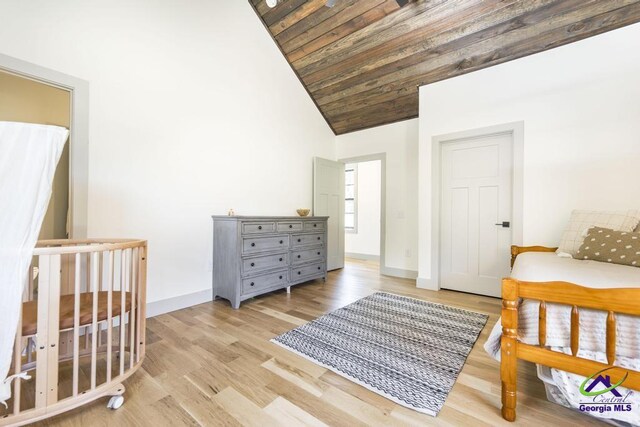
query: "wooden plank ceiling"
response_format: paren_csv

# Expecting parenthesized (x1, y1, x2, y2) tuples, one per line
(250, 0, 640, 135)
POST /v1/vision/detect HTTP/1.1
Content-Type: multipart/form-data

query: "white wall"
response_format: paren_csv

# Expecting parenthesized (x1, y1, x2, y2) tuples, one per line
(0, 1, 335, 310)
(345, 160, 381, 258)
(418, 23, 640, 288)
(337, 119, 418, 276)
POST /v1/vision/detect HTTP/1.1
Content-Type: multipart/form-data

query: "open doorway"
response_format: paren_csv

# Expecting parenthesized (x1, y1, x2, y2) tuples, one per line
(340, 154, 386, 272)
(0, 69, 71, 239)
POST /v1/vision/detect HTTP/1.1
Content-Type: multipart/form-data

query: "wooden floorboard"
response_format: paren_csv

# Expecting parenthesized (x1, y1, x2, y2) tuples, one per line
(40, 259, 606, 426)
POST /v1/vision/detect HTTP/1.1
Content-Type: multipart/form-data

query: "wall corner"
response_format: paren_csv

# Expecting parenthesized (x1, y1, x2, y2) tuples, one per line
(416, 276, 439, 291)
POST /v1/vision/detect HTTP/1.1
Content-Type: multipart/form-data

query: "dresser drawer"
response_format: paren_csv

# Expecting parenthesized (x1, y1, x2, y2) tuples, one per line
(292, 233, 324, 248)
(277, 221, 303, 232)
(290, 262, 325, 281)
(303, 221, 325, 231)
(291, 248, 323, 265)
(242, 270, 288, 295)
(242, 235, 289, 254)
(242, 221, 276, 235)
(242, 252, 288, 275)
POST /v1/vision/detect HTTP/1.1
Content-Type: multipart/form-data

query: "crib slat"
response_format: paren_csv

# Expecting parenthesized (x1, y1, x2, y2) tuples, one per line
(90, 252, 99, 390)
(139, 246, 148, 360)
(22, 260, 33, 302)
(607, 311, 616, 365)
(98, 254, 103, 349)
(35, 255, 50, 409)
(84, 252, 90, 352)
(72, 252, 81, 396)
(136, 248, 142, 363)
(13, 296, 23, 415)
(106, 250, 114, 383)
(34, 255, 61, 408)
(120, 249, 127, 376)
(571, 305, 579, 356)
(130, 247, 137, 368)
(538, 301, 546, 347)
(47, 255, 61, 405)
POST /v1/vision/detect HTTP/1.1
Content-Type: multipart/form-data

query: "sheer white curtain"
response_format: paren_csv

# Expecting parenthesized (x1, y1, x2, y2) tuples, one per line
(0, 121, 68, 406)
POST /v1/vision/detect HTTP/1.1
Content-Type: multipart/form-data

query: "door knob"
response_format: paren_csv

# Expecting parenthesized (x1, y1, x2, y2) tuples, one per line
(495, 221, 510, 228)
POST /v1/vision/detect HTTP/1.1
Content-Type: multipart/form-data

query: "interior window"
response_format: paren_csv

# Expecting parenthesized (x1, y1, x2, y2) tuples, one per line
(345, 164, 357, 232)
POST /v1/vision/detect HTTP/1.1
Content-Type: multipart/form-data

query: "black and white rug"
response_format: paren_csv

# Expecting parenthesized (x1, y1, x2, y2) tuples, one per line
(271, 292, 488, 416)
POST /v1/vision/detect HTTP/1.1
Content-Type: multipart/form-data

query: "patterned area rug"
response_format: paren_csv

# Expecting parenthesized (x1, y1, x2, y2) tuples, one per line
(271, 292, 488, 416)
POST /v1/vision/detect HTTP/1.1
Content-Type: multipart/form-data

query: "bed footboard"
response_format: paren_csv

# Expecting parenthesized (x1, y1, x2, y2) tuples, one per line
(501, 278, 640, 422)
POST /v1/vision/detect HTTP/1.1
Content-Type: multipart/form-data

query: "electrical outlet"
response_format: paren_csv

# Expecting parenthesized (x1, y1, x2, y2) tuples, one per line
(405, 249, 411, 258)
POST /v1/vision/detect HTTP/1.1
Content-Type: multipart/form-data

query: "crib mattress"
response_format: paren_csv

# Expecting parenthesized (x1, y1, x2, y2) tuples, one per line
(21, 291, 132, 337)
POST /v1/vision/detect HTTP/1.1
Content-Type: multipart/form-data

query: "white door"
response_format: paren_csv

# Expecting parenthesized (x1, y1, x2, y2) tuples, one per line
(440, 133, 513, 297)
(313, 157, 345, 271)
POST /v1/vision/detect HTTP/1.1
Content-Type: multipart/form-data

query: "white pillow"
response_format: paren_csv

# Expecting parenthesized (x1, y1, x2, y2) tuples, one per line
(557, 209, 640, 257)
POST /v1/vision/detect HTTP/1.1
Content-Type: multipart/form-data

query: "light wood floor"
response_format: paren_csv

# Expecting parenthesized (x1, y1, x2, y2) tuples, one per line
(40, 259, 605, 426)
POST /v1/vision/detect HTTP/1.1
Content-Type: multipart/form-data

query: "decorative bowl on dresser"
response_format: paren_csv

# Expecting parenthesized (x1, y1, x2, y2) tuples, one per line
(212, 215, 329, 308)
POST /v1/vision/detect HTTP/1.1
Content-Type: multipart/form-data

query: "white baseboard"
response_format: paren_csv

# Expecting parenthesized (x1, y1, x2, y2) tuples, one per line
(345, 252, 380, 261)
(416, 277, 439, 291)
(145, 273, 434, 317)
(146, 289, 212, 318)
(380, 266, 418, 280)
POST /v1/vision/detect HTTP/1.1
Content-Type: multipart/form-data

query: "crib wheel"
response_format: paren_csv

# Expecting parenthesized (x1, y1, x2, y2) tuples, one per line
(107, 395, 124, 410)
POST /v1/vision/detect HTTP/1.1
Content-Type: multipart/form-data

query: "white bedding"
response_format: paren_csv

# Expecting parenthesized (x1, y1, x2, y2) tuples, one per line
(484, 252, 640, 425)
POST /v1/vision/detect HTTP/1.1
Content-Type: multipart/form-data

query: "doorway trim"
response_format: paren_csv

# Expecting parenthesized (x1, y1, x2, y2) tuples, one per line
(338, 153, 396, 276)
(0, 54, 89, 238)
(428, 121, 524, 291)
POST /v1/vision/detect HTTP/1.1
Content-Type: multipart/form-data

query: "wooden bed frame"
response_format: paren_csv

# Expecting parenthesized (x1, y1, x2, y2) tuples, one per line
(501, 245, 640, 421)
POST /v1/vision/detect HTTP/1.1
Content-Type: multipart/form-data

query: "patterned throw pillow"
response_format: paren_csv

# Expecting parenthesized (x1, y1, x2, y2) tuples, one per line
(577, 227, 640, 267)
(557, 209, 640, 257)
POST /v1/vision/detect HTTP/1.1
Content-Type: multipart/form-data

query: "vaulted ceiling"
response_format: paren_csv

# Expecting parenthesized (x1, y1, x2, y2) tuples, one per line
(250, 0, 640, 135)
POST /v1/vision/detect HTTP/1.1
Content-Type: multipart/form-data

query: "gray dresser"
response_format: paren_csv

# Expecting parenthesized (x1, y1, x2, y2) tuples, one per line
(212, 215, 329, 308)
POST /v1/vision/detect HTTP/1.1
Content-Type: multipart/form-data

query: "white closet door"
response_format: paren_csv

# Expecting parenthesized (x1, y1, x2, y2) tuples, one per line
(313, 157, 345, 271)
(440, 133, 513, 297)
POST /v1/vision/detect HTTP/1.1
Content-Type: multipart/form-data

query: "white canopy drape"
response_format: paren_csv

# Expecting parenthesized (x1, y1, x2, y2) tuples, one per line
(0, 121, 68, 406)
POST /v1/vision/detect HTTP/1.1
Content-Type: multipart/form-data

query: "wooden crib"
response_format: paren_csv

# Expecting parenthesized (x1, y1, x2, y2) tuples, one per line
(0, 239, 147, 426)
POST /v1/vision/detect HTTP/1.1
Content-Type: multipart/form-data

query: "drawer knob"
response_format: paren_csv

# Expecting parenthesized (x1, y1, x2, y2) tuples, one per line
(250, 282, 255, 287)
(318, 266, 321, 270)
(317, 237, 321, 240)
(317, 252, 320, 255)
(280, 240, 283, 244)
(251, 243, 256, 247)
(258, 225, 262, 230)
(297, 239, 301, 242)
(289, 224, 293, 229)
(250, 262, 255, 267)
(314, 224, 317, 227)
(279, 257, 283, 262)
(298, 271, 301, 275)
(279, 275, 283, 279)
(297, 255, 301, 259)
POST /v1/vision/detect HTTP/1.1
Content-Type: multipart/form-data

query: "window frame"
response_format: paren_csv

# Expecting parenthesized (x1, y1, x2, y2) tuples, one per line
(345, 164, 357, 233)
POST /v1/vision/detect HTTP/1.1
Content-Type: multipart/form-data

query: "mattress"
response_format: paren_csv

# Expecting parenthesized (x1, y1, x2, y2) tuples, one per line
(510, 251, 640, 289)
(484, 252, 640, 425)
